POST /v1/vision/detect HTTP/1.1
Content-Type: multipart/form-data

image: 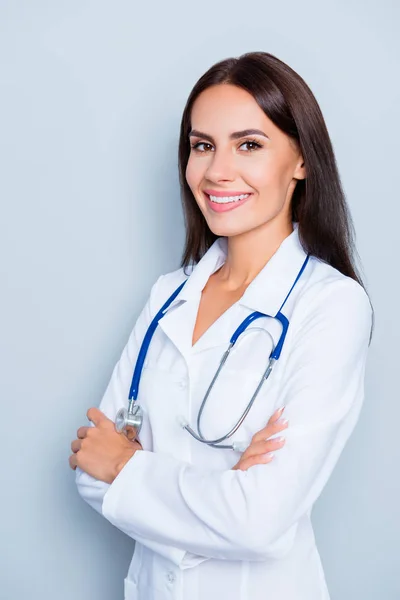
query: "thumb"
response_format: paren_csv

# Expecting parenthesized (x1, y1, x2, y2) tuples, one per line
(86, 407, 112, 428)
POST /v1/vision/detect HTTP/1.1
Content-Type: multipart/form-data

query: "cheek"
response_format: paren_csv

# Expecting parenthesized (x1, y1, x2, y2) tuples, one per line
(185, 157, 203, 190)
(247, 156, 283, 190)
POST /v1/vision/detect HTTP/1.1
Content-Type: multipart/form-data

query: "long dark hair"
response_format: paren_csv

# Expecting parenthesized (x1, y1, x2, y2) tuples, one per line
(177, 51, 365, 290)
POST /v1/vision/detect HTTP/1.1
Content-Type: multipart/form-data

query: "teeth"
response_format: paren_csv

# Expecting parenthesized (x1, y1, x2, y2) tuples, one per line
(208, 193, 250, 204)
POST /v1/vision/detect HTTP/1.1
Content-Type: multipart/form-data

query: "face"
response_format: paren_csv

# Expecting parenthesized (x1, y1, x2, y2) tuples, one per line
(185, 84, 306, 238)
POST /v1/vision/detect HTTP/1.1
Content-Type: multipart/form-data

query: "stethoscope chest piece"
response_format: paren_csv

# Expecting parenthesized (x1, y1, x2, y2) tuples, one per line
(115, 403, 144, 439)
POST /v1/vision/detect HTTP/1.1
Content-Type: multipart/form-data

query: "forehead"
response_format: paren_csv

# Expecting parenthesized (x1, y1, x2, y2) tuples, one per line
(190, 84, 276, 134)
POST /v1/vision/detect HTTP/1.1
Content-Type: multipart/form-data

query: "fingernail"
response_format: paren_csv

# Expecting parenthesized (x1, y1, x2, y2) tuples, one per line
(276, 436, 286, 443)
(272, 406, 285, 422)
(263, 452, 275, 459)
(277, 418, 289, 426)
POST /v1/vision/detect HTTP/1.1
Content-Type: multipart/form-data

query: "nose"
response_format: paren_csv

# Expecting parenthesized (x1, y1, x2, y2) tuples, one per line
(204, 147, 237, 182)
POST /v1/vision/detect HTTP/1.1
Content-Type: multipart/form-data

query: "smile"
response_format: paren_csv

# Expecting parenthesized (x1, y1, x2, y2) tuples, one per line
(204, 192, 253, 213)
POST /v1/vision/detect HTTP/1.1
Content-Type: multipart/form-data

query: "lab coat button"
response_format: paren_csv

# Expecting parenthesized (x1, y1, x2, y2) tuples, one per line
(178, 380, 187, 389)
(166, 571, 175, 583)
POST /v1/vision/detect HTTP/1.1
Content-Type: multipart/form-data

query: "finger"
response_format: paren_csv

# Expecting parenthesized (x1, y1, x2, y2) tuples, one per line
(125, 425, 138, 441)
(87, 407, 111, 427)
(252, 416, 289, 444)
(252, 418, 288, 444)
(270, 406, 285, 423)
(234, 452, 275, 471)
(77, 426, 89, 439)
(242, 436, 286, 460)
(69, 454, 78, 470)
(71, 439, 81, 453)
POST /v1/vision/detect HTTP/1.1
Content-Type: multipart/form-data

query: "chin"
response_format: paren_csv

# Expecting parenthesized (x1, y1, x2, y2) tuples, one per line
(206, 219, 255, 238)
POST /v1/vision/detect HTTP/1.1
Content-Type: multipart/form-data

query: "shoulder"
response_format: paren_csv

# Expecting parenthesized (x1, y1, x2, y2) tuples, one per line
(307, 257, 371, 309)
(291, 256, 373, 344)
(147, 265, 194, 315)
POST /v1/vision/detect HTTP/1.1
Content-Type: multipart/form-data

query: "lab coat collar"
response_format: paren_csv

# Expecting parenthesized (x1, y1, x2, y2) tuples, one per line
(171, 223, 307, 316)
(240, 223, 308, 316)
(157, 224, 308, 357)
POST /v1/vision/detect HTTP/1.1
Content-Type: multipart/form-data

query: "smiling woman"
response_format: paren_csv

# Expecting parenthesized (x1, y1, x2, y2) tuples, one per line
(71, 51, 373, 600)
(186, 90, 305, 226)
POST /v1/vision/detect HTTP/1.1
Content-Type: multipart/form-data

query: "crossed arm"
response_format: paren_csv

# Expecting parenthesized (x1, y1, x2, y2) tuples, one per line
(70, 275, 372, 566)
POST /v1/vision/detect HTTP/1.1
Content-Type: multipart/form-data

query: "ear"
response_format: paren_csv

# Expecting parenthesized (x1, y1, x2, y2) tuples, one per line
(294, 157, 306, 180)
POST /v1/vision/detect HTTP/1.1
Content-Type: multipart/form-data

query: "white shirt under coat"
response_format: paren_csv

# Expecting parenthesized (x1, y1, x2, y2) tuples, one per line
(75, 224, 372, 600)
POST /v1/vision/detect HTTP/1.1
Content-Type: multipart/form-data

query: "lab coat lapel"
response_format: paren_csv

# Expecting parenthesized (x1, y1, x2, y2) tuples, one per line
(157, 293, 235, 358)
(156, 298, 197, 358)
(239, 224, 309, 316)
(157, 238, 229, 359)
(190, 295, 238, 354)
(157, 225, 309, 360)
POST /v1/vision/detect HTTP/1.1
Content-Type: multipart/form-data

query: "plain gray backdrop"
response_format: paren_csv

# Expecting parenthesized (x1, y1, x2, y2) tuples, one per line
(0, 1, 398, 598)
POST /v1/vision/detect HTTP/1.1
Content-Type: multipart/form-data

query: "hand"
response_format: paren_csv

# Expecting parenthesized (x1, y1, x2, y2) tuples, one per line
(69, 407, 143, 484)
(232, 406, 288, 471)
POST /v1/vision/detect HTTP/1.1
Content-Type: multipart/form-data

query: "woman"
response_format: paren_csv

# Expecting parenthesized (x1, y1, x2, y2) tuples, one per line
(69, 51, 372, 599)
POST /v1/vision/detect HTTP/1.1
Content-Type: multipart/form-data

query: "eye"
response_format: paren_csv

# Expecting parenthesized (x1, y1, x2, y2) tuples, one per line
(190, 141, 212, 152)
(190, 139, 263, 153)
(240, 139, 263, 151)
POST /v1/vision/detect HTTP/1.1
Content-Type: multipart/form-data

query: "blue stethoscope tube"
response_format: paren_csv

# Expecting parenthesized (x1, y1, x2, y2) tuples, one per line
(115, 254, 310, 450)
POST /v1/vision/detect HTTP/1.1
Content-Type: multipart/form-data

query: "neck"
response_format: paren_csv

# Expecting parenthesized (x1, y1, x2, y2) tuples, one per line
(217, 220, 294, 291)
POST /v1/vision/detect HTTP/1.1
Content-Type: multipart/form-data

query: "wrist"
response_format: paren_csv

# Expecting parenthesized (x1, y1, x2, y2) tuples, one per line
(113, 446, 138, 482)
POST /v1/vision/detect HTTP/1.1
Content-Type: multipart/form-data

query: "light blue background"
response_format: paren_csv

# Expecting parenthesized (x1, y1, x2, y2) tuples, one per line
(0, 1, 398, 598)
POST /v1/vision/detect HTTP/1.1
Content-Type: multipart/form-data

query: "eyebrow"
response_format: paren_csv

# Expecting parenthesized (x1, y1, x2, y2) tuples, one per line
(189, 129, 269, 144)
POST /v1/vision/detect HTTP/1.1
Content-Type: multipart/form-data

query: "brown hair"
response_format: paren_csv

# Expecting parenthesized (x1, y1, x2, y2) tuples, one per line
(177, 51, 365, 289)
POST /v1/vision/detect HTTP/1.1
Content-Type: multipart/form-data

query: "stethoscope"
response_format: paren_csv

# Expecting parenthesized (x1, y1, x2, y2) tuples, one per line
(115, 254, 310, 451)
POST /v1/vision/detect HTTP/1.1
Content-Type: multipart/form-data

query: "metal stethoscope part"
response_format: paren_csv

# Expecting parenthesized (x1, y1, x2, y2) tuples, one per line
(114, 254, 310, 450)
(179, 327, 276, 450)
(115, 403, 144, 436)
(115, 328, 275, 451)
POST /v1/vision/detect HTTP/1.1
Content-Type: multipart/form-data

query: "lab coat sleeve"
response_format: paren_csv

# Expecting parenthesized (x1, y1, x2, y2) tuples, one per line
(75, 274, 208, 569)
(101, 277, 373, 562)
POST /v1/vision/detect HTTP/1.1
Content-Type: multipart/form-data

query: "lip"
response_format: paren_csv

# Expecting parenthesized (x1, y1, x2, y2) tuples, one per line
(203, 191, 253, 213)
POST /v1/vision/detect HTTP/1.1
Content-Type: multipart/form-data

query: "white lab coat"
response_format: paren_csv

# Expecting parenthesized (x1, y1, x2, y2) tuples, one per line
(75, 224, 372, 600)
